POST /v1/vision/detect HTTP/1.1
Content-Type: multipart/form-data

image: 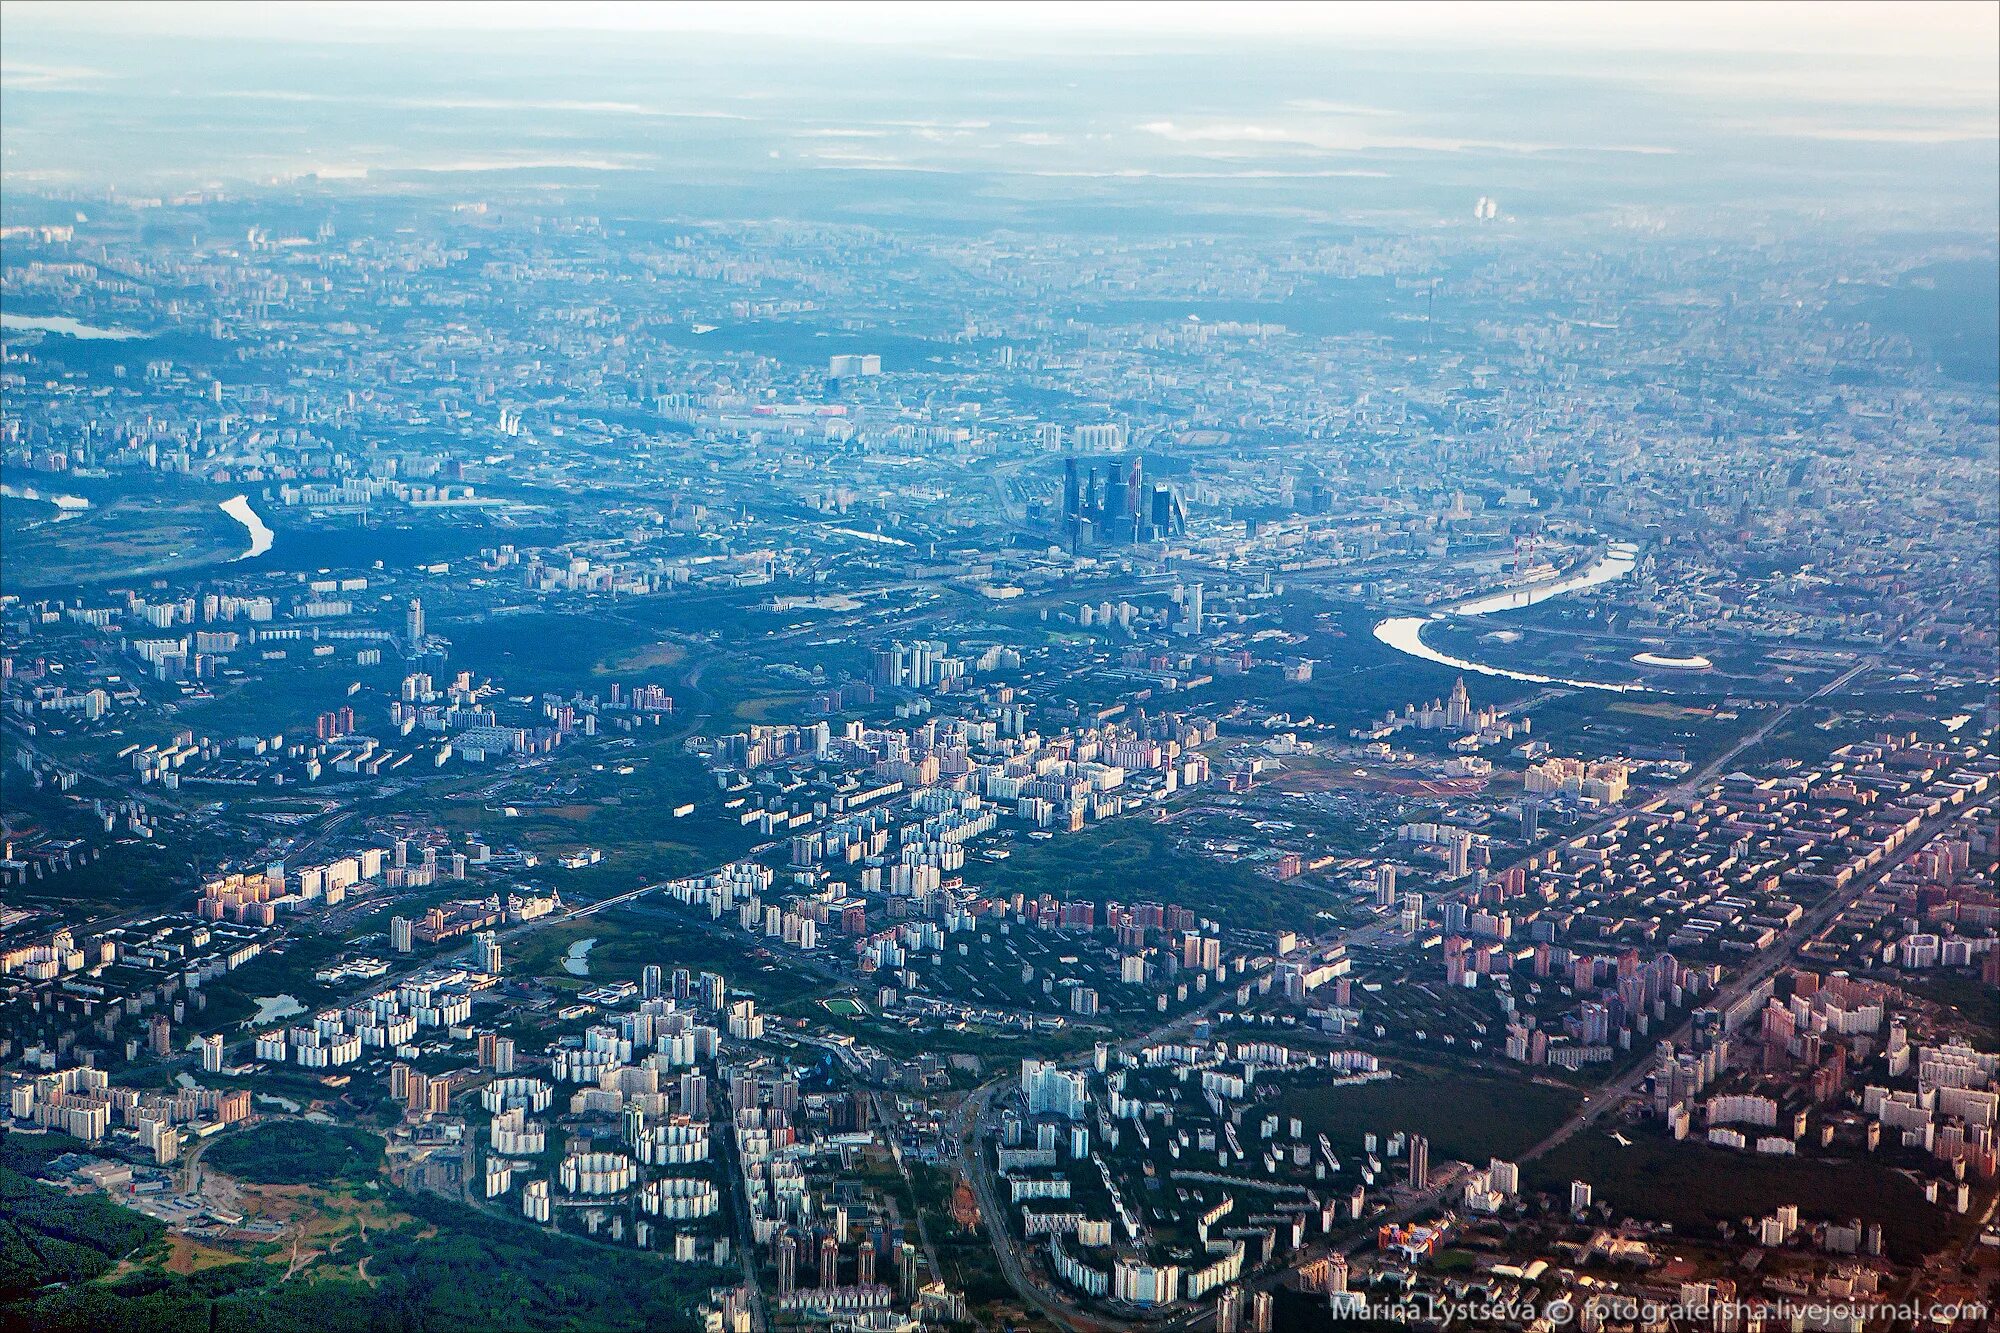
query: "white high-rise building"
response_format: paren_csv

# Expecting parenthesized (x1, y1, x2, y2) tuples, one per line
(199, 1033, 225, 1073)
(1181, 583, 1205, 636)
(828, 353, 881, 378)
(1022, 1059, 1088, 1119)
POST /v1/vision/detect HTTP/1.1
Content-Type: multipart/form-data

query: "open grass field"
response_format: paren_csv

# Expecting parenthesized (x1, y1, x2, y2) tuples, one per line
(447, 610, 663, 695)
(1888, 970, 2000, 1051)
(153, 1234, 246, 1276)
(1525, 1128, 1972, 1264)
(964, 818, 1315, 934)
(593, 641, 686, 675)
(0, 485, 247, 591)
(518, 906, 825, 1008)
(1520, 689, 1754, 767)
(1276, 1067, 1580, 1165)
(415, 739, 754, 897)
(179, 655, 404, 738)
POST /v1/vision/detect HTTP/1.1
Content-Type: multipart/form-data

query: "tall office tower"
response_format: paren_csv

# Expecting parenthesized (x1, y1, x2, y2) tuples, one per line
(642, 964, 663, 999)
(1407, 1134, 1430, 1189)
(819, 1234, 840, 1290)
(1104, 460, 1131, 536)
(1063, 457, 1081, 544)
(1125, 456, 1144, 541)
(777, 1234, 797, 1299)
(149, 1012, 173, 1057)
(405, 597, 426, 648)
(1182, 582, 1205, 636)
(390, 916, 413, 953)
(856, 1238, 876, 1288)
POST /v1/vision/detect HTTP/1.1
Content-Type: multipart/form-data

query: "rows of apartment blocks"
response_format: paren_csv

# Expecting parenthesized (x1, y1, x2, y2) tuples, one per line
(727, 1056, 942, 1326)
(6, 1063, 252, 1164)
(1010, 1042, 1392, 1311)
(1463, 738, 1994, 1059)
(1808, 796, 1999, 975)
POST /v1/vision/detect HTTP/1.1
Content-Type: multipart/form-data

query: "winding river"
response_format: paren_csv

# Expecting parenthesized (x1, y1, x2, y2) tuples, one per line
(0, 483, 90, 511)
(220, 493, 275, 560)
(563, 938, 598, 977)
(1373, 541, 1648, 693)
(0, 313, 142, 340)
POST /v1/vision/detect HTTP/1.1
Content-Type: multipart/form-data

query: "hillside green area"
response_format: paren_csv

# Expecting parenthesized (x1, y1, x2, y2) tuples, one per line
(205, 1121, 385, 1187)
(1, 1147, 166, 1300)
(5, 1174, 718, 1331)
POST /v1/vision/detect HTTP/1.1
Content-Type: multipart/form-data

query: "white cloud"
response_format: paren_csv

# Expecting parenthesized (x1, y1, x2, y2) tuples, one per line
(1136, 119, 1678, 156)
(0, 61, 111, 90)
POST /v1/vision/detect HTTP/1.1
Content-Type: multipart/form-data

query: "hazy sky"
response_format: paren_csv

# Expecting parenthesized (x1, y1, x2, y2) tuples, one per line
(4, 0, 1996, 59)
(2, 0, 1992, 218)
(5, 2, 1995, 114)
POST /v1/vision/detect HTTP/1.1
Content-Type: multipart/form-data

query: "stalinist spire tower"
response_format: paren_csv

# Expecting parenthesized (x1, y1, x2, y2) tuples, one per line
(1446, 677, 1472, 730)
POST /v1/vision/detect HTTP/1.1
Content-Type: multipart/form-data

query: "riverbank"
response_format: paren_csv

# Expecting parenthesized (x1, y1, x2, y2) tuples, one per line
(1372, 541, 1649, 694)
(0, 482, 91, 511)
